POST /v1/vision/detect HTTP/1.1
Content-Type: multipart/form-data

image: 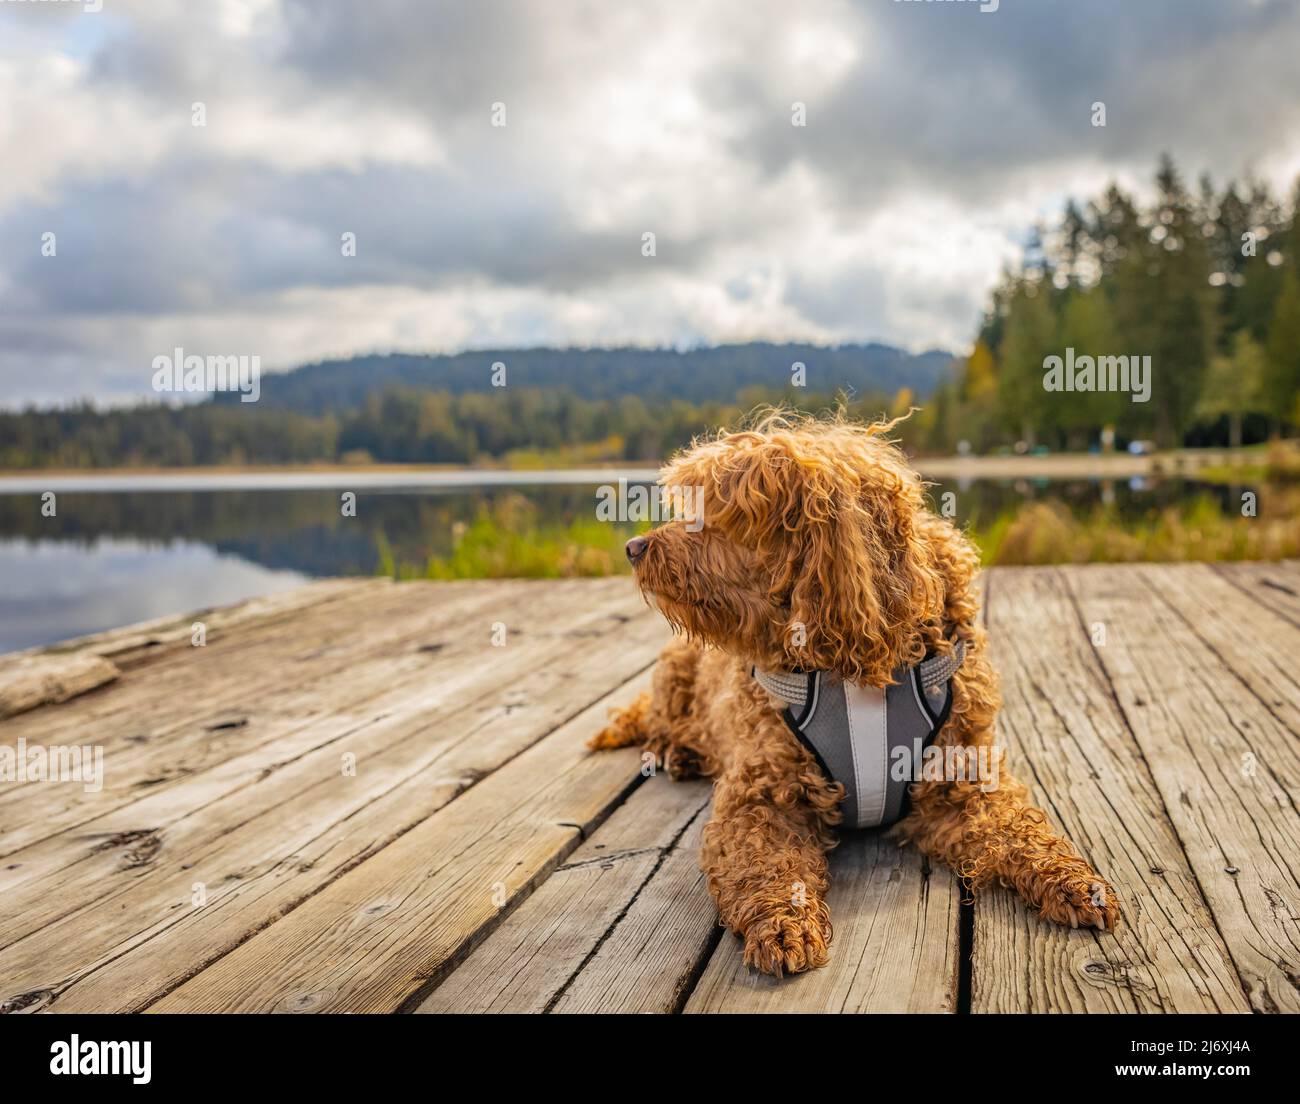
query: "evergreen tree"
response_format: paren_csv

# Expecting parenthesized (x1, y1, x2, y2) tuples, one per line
(997, 279, 1058, 447)
(1265, 267, 1300, 434)
(1111, 156, 1216, 446)
(1199, 330, 1267, 448)
(1058, 287, 1123, 447)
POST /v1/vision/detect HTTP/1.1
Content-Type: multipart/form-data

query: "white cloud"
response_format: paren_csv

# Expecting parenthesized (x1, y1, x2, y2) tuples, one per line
(1, 0, 1298, 405)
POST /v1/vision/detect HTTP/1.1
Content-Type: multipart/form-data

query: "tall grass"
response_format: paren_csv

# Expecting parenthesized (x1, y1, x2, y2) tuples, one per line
(974, 492, 1299, 565)
(383, 494, 638, 579)
(377, 472, 1299, 580)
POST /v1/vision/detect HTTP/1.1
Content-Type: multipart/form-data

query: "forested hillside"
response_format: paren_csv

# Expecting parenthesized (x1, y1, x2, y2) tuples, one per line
(0, 343, 954, 469)
(221, 342, 956, 414)
(920, 156, 1300, 453)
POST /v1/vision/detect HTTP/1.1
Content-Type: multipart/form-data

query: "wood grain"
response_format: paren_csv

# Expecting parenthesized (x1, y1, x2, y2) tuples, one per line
(684, 833, 962, 1013)
(1213, 560, 1300, 629)
(144, 669, 657, 1013)
(420, 777, 714, 1014)
(1068, 563, 1300, 1012)
(0, 579, 617, 855)
(972, 566, 1250, 1013)
(0, 599, 665, 1012)
(0, 652, 119, 719)
(4, 566, 1294, 1015)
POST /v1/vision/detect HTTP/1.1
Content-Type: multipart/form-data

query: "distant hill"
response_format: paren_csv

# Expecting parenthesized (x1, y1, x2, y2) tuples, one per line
(224, 342, 957, 414)
(0, 341, 960, 470)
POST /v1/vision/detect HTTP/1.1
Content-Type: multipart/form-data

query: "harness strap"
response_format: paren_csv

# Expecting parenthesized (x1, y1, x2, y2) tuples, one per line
(751, 667, 810, 709)
(753, 639, 966, 706)
(918, 639, 965, 690)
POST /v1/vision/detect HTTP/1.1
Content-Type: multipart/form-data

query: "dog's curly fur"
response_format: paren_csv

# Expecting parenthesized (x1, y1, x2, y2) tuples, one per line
(589, 411, 1120, 977)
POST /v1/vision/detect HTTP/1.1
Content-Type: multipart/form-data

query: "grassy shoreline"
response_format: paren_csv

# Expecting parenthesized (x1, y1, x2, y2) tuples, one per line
(0, 445, 1270, 483)
(407, 443, 1300, 576)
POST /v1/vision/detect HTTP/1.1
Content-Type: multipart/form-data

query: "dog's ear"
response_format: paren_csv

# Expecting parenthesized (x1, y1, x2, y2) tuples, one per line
(706, 431, 944, 684)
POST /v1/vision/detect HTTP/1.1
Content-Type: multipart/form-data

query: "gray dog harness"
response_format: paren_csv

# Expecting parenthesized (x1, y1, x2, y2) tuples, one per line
(753, 641, 965, 829)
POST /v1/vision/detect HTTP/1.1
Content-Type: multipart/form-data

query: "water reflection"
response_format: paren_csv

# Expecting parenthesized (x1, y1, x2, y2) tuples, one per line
(0, 476, 1242, 654)
(0, 537, 308, 653)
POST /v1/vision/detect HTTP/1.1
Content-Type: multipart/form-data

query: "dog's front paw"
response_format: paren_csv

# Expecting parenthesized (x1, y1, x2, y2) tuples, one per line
(1029, 867, 1121, 932)
(663, 743, 704, 780)
(741, 901, 832, 978)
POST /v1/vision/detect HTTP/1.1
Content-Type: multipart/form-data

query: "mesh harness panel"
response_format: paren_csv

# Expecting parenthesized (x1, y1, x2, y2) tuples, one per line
(752, 640, 966, 829)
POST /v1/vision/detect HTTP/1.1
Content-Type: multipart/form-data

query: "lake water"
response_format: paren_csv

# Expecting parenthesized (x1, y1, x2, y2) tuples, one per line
(0, 470, 1242, 654)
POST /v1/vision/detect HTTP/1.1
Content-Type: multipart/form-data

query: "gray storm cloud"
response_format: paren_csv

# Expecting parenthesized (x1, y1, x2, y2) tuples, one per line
(1, 0, 1298, 405)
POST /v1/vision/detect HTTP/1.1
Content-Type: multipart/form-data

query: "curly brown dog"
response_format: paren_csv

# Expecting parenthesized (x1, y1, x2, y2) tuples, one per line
(589, 412, 1120, 977)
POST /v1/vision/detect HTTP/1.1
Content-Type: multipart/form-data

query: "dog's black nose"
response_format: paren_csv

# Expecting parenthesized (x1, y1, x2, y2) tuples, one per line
(625, 536, 649, 563)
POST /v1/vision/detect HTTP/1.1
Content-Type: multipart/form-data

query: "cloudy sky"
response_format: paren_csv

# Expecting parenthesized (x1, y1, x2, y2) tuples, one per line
(3, 0, 1300, 407)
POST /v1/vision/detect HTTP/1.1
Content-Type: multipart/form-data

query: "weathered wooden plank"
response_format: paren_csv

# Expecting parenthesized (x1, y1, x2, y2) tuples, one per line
(551, 806, 718, 1013)
(0, 591, 490, 855)
(34, 578, 377, 667)
(0, 579, 603, 855)
(418, 777, 713, 1013)
(0, 579, 382, 735)
(1147, 565, 1300, 766)
(0, 588, 660, 910)
(0, 577, 512, 752)
(145, 669, 655, 1014)
(973, 566, 1251, 1013)
(0, 578, 597, 775)
(0, 579, 406, 763)
(684, 833, 961, 1013)
(1212, 560, 1300, 629)
(0, 607, 667, 1012)
(0, 652, 120, 719)
(1068, 563, 1300, 1012)
(5, 562, 1289, 1016)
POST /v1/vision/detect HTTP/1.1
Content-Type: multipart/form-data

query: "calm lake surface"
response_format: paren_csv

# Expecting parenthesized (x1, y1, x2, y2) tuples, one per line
(0, 470, 1241, 654)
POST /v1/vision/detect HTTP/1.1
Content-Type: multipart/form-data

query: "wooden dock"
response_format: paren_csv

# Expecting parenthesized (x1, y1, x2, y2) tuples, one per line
(1, 562, 1297, 1014)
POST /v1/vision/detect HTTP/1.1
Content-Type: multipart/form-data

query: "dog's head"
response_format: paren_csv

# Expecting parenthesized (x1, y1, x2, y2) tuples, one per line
(626, 413, 947, 684)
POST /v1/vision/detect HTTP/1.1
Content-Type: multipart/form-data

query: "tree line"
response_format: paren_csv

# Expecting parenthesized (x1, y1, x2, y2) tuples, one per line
(0, 354, 920, 470)
(918, 155, 1300, 453)
(0, 386, 874, 469)
(3, 155, 1297, 470)
(231, 342, 952, 413)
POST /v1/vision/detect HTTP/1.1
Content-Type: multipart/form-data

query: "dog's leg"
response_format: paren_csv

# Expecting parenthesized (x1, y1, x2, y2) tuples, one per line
(896, 640, 1120, 930)
(588, 638, 714, 780)
(900, 763, 1120, 930)
(702, 710, 841, 977)
(587, 691, 651, 750)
